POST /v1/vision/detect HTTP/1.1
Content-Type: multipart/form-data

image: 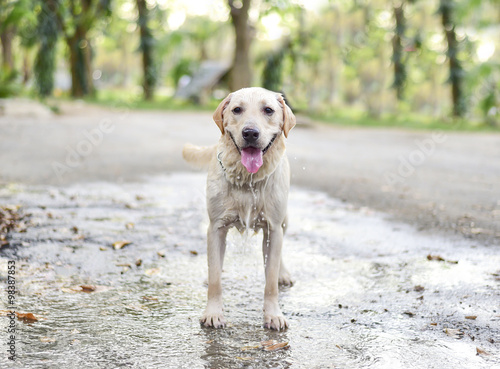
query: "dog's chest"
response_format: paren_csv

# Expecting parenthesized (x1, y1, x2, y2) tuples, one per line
(225, 183, 269, 231)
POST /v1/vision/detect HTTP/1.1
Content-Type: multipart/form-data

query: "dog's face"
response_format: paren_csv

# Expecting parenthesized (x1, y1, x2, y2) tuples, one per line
(213, 87, 296, 173)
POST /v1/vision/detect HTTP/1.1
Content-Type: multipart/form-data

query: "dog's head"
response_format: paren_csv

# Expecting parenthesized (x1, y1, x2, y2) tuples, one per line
(213, 87, 296, 174)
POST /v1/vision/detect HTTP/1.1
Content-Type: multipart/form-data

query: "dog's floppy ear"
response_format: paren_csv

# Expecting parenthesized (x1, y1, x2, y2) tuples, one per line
(277, 94, 296, 138)
(213, 93, 232, 134)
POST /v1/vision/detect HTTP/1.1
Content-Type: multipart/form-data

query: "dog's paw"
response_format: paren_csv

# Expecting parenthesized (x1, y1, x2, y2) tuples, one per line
(263, 313, 288, 331)
(200, 311, 226, 329)
(263, 302, 288, 331)
(278, 272, 294, 287)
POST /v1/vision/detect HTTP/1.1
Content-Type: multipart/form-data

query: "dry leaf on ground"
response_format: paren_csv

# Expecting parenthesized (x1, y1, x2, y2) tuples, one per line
(16, 312, 39, 322)
(62, 285, 110, 293)
(145, 268, 160, 276)
(113, 240, 131, 250)
(476, 347, 490, 356)
(263, 341, 290, 351)
(427, 254, 458, 264)
(40, 337, 56, 343)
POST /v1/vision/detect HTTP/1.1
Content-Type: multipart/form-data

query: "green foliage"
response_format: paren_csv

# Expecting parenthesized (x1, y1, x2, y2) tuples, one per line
(0, 70, 21, 98)
(261, 47, 286, 92)
(170, 58, 199, 87)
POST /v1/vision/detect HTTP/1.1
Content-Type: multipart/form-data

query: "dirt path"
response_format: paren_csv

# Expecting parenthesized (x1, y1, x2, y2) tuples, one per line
(0, 104, 499, 244)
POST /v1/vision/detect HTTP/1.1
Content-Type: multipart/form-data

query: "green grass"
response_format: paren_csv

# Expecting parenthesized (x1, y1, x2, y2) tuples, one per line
(83, 88, 220, 112)
(50, 88, 499, 132)
(311, 108, 499, 132)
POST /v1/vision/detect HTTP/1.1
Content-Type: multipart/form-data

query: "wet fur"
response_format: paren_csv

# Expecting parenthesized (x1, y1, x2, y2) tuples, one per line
(182, 87, 296, 330)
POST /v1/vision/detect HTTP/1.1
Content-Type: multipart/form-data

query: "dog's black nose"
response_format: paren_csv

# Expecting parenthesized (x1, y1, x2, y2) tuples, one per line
(242, 127, 260, 144)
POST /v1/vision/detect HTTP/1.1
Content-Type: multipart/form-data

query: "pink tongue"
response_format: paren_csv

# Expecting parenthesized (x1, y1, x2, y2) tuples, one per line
(241, 147, 263, 173)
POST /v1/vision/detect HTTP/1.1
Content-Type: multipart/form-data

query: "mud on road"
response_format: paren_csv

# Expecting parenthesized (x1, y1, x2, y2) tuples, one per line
(0, 173, 499, 368)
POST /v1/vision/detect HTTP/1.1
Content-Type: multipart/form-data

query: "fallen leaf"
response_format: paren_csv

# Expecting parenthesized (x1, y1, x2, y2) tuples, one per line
(16, 312, 38, 322)
(145, 268, 160, 276)
(125, 222, 135, 230)
(241, 344, 261, 351)
(40, 337, 56, 343)
(62, 285, 110, 293)
(80, 285, 96, 292)
(261, 340, 278, 347)
(113, 240, 131, 250)
(141, 296, 158, 301)
(427, 254, 445, 262)
(403, 311, 415, 317)
(71, 226, 79, 234)
(116, 263, 132, 268)
(476, 347, 490, 356)
(444, 328, 464, 339)
(190, 250, 198, 256)
(427, 254, 458, 264)
(157, 250, 166, 258)
(135, 258, 142, 267)
(465, 315, 477, 320)
(414, 285, 425, 292)
(99, 247, 107, 251)
(263, 341, 289, 351)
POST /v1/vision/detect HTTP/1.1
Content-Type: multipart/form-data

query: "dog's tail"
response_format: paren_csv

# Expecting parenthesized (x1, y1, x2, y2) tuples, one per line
(182, 144, 217, 169)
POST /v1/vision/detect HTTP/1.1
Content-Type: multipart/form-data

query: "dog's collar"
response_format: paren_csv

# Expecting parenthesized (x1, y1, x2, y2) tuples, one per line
(228, 132, 241, 154)
(217, 151, 226, 173)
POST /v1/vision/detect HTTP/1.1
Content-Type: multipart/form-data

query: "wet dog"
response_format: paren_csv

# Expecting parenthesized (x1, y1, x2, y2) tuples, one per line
(182, 87, 296, 330)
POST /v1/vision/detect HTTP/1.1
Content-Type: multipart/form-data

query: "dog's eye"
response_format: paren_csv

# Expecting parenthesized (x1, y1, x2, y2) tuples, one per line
(264, 107, 274, 115)
(232, 107, 242, 114)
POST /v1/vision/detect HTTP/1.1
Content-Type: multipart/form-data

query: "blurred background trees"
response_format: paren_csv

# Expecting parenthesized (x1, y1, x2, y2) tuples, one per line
(0, 0, 498, 126)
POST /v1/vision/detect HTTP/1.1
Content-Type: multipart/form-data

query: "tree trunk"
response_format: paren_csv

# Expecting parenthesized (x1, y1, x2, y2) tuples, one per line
(0, 26, 15, 73)
(228, 0, 252, 91)
(34, 0, 59, 96)
(66, 26, 94, 98)
(392, 2, 406, 101)
(439, 0, 465, 117)
(136, 0, 156, 100)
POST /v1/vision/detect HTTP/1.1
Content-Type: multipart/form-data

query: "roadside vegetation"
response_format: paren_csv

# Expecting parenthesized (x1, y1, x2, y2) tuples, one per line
(1, 0, 499, 130)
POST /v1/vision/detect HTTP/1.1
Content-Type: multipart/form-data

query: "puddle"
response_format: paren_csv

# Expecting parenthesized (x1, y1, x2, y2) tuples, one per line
(0, 173, 499, 368)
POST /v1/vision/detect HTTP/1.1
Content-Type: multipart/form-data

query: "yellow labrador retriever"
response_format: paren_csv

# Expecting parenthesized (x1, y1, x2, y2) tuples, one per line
(182, 87, 296, 330)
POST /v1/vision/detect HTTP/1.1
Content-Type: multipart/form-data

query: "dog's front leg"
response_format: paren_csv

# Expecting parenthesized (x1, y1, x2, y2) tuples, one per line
(201, 223, 227, 328)
(262, 226, 288, 330)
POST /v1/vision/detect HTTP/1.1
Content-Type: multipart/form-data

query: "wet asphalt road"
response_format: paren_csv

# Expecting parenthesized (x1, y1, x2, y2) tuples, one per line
(0, 104, 499, 242)
(0, 105, 499, 368)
